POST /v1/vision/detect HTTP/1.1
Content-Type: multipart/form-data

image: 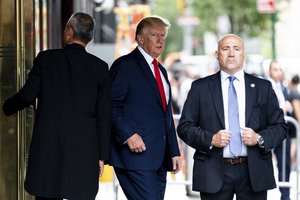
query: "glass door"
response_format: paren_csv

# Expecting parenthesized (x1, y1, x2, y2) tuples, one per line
(0, 0, 38, 199)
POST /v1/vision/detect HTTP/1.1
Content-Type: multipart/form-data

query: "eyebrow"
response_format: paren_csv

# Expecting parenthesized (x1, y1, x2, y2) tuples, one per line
(222, 45, 241, 48)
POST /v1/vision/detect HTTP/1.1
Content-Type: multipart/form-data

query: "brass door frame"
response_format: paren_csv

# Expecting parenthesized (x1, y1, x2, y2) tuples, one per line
(16, 0, 26, 198)
(1, 0, 39, 199)
(16, 0, 35, 199)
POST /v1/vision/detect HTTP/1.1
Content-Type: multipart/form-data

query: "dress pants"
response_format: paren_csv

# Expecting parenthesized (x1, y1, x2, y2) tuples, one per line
(114, 166, 167, 200)
(200, 161, 267, 200)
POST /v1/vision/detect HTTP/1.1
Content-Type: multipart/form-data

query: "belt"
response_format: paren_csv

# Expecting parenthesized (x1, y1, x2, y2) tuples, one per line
(223, 157, 247, 165)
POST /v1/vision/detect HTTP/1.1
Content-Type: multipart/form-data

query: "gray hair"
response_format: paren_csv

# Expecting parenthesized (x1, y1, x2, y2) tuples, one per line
(66, 12, 95, 44)
(135, 16, 170, 42)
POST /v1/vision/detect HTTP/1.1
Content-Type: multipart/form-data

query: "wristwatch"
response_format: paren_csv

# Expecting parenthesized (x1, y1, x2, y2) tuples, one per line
(256, 135, 265, 148)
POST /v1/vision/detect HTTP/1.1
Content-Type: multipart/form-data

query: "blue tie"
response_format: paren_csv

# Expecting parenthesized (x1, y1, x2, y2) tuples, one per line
(228, 76, 242, 156)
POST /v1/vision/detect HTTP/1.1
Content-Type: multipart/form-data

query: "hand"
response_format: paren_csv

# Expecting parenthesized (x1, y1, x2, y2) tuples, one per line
(241, 127, 258, 146)
(211, 130, 231, 148)
(171, 156, 182, 174)
(99, 160, 104, 177)
(282, 101, 293, 113)
(127, 133, 146, 153)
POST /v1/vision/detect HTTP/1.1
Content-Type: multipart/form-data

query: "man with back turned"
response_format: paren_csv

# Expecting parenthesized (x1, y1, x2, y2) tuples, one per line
(2, 12, 111, 200)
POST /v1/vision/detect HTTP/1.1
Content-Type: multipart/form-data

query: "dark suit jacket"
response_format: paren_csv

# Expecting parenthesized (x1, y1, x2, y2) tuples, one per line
(108, 47, 180, 171)
(3, 44, 111, 200)
(177, 71, 288, 193)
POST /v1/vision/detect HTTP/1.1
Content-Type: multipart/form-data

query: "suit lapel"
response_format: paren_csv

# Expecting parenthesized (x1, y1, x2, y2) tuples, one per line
(159, 63, 173, 114)
(244, 73, 256, 126)
(208, 72, 256, 129)
(209, 72, 225, 128)
(161, 65, 173, 127)
(134, 48, 165, 111)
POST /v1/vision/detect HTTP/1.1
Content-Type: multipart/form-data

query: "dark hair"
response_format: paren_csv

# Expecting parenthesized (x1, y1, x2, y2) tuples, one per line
(291, 75, 300, 85)
(135, 16, 170, 42)
(67, 12, 95, 44)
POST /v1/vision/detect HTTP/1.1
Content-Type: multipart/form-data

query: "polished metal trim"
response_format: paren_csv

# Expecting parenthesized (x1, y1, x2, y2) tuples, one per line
(16, 0, 25, 199)
(0, 47, 16, 57)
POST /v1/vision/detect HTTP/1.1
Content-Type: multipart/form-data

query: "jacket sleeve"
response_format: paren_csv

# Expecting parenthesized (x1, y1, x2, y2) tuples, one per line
(96, 62, 112, 161)
(3, 53, 42, 115)
(258, 81, 288, 153)
(177, 81, 214, 154)
(110, 61, 139, 144)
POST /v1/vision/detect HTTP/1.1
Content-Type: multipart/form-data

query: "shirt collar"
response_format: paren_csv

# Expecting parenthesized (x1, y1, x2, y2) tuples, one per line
(221, 69, 245, 83)
(138, 46, 155, 66)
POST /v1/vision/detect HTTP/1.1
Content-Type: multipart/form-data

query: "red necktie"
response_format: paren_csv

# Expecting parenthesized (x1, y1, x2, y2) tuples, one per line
(152, 59, 167, 112)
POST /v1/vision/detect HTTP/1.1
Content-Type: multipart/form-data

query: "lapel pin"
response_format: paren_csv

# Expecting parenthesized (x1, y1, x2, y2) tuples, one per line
(251, 83, 255, 88)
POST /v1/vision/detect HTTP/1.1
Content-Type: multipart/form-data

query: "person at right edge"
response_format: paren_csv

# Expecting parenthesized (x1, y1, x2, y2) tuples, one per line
(177, 34, 288, 200)
(268, 60, 293, 200)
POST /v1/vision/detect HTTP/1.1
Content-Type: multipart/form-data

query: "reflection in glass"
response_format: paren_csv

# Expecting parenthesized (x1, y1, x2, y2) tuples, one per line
(0, 0, 17, 198)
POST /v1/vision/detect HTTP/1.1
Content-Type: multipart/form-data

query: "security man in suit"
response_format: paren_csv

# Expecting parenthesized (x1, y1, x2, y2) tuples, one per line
(177, 34, 288, 200)
(108, 16, 181, 200)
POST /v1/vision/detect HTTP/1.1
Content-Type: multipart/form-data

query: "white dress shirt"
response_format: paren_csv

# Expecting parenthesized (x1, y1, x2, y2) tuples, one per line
(138, 46, 170, 104)
(221, 70, 247, 157)
(269, 78, 286, 109)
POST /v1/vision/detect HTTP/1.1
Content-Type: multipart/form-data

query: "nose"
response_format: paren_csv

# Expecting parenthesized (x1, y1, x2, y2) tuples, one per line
(228, 48, 235, 56)
(157, 36, 164, 43)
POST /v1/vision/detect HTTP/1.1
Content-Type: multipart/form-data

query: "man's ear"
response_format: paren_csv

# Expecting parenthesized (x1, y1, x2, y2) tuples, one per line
(65, 27, 73, 42)
(214, 50, 218, 59)
(137, 34, 144, 44)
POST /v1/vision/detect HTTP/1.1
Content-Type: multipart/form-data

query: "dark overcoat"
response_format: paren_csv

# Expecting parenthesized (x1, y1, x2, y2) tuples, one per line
(3, 44, 111, 200)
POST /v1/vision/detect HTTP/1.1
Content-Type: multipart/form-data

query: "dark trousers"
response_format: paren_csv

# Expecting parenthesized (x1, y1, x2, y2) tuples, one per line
(36, 197, 62, 200)
(200, 162, 267, 200)
(114, 166, 167, 200)
(274, 135, 291, 200)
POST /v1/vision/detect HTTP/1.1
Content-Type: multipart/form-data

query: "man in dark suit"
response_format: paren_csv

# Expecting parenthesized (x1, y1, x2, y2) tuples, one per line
(177, 34, 288, 200)
(2, 12, 111, 200)
(108, 16, 181, 200)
